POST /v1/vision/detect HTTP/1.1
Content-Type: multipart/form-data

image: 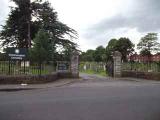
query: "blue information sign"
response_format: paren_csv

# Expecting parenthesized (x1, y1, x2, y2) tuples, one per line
(7, 48, 28, 60)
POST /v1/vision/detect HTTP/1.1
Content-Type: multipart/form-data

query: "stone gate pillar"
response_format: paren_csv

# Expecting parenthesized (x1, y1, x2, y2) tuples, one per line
(71, 51, 79, 78)
(113, 51, 122, 78)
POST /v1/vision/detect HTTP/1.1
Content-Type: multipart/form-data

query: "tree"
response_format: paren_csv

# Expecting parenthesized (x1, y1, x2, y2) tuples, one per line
(137, 33, 160, 54)
(80, 49, 95, 62)
(0, 0, 77, 50)
(115, 37, 134, 62)
(58, 44, 76, 61)
(106, 39, 117, 61)
(93, 46, 106, 62)
(0, 0, 32, 48)
(105, 38, 134, 62)
(33, 1, 77, 49)
(140, 48, 151, 56)
(29, 29, 52, 62)
(105, 37, 134, 76)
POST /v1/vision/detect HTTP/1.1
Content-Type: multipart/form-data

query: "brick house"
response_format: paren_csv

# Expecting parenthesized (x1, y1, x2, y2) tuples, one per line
(128, 53, 160, 62)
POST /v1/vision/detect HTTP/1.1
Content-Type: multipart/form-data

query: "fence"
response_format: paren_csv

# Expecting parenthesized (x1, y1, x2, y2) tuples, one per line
(80, 62, 106, 75)
(122, 62, 160, 72)
(0, 60, 56, 75)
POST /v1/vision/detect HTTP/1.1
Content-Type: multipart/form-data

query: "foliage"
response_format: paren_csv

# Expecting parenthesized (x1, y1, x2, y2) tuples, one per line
(93, 46, 106, 62)
(81, 37, 134, 62)
(140, 48, 152, 56)
(29, 30, 52, 62)
(57, 45, 76, 61)
(137, 33, 160, 54)
(106, 39, 117, 61)
(0, 0, 77, 50)
(115, 37, 134, 62)
(105, 38, 134, 62)
(33, 1, 77, 49)
(0, 0, 33, 47)
(80, 49, 95, 62)
(80, 46, 106, 62)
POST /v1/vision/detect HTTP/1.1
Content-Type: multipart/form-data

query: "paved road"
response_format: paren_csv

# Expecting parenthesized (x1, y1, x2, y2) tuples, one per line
(0, 74, 160, 120)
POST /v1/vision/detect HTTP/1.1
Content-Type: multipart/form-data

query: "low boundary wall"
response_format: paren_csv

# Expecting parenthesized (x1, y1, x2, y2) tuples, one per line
(122, 70, 160, 80)
(0, 72, 77, 84)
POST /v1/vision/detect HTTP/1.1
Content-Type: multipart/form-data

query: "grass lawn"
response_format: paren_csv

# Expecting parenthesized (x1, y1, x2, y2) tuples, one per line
(80, 69, 107, 77)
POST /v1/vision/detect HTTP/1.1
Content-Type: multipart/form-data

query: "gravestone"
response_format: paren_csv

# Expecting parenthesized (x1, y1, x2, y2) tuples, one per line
(71, 51, 79, 78)
(113, 51, 122, 77)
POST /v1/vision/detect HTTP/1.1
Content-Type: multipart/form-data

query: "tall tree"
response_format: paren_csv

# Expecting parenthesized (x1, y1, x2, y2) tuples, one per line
(115, 37, 134, 62)
(0, 0, 32, 48)
(105, 38, 134, 62)
(29, 29, 52, 62)
(32, 1, 77, 49)
(0, 0, 77, 50)
(93, 46, 106, 62)
(106, 39, 117, 61)
(137, 33, 160, 54)
(80, 49, 95, 62)
(58, 44, 76, 61)
(140, 48, 151, 56)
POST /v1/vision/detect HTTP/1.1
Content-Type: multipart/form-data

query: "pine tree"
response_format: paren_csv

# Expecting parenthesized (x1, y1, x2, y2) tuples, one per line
(0, 0, 77, 50)
(29, 29, 52, 62)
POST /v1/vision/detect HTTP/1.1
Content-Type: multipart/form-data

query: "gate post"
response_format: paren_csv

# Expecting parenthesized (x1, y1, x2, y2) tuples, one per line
(113, 51, 122, 78)
(70, 51, 79, 78)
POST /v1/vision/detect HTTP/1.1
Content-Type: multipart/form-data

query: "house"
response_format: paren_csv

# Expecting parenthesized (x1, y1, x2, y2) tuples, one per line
(128, 53, 160, 62)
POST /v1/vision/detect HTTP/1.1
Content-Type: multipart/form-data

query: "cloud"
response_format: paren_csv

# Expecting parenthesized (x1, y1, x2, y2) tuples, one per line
(0, 0, 10, 28)
(83, 0, 160, 46)
(1, 0, 160, 51)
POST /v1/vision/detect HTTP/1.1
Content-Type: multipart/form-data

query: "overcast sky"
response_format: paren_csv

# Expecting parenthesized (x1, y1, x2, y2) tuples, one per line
(0, 0, 160, 51)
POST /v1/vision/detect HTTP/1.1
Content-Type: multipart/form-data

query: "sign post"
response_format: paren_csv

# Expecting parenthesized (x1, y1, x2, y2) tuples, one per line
(56, 61, 70, 72)
(7, 48, 28, 75)
(7, 48, 28, 60)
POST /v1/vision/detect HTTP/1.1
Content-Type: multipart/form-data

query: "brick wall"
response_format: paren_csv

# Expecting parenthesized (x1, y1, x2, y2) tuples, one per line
(128, 54, 160, 62)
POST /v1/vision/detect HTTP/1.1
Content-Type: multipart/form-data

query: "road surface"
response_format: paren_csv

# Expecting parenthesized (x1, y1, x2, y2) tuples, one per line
(0, 74, 160, 120)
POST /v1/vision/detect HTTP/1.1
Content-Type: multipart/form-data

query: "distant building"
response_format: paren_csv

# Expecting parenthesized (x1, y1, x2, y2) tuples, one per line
(128, 53, 160, 62)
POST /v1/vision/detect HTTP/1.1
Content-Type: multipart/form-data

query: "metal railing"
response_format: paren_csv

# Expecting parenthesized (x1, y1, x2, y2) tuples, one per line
(0, 60, 56, 75)
(122, 62, 160, 72)
(80, 62, 106, 73)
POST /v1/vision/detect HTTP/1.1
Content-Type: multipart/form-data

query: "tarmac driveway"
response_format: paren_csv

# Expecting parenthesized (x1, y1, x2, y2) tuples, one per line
(0, 73, 160, 120)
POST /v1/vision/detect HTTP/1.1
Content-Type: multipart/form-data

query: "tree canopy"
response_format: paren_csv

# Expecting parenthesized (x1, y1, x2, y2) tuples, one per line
(93, 46, 106, 62)
(137, 33, 160, 54)
(106, 39, 117, 61)
(105, 38, 134, 62)
(140, 48, 151, 56)
(80, 49, 95, 62)
(80, 38, 134, 62)
(0, 0, 77, 50)
(80, 46, 106, 62)
(29, 29, 52, 62)
(115, 37, 134, 61)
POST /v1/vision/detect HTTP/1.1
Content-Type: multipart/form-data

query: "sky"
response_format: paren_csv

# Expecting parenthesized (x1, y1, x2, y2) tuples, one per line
(0, 0, 160, 51)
